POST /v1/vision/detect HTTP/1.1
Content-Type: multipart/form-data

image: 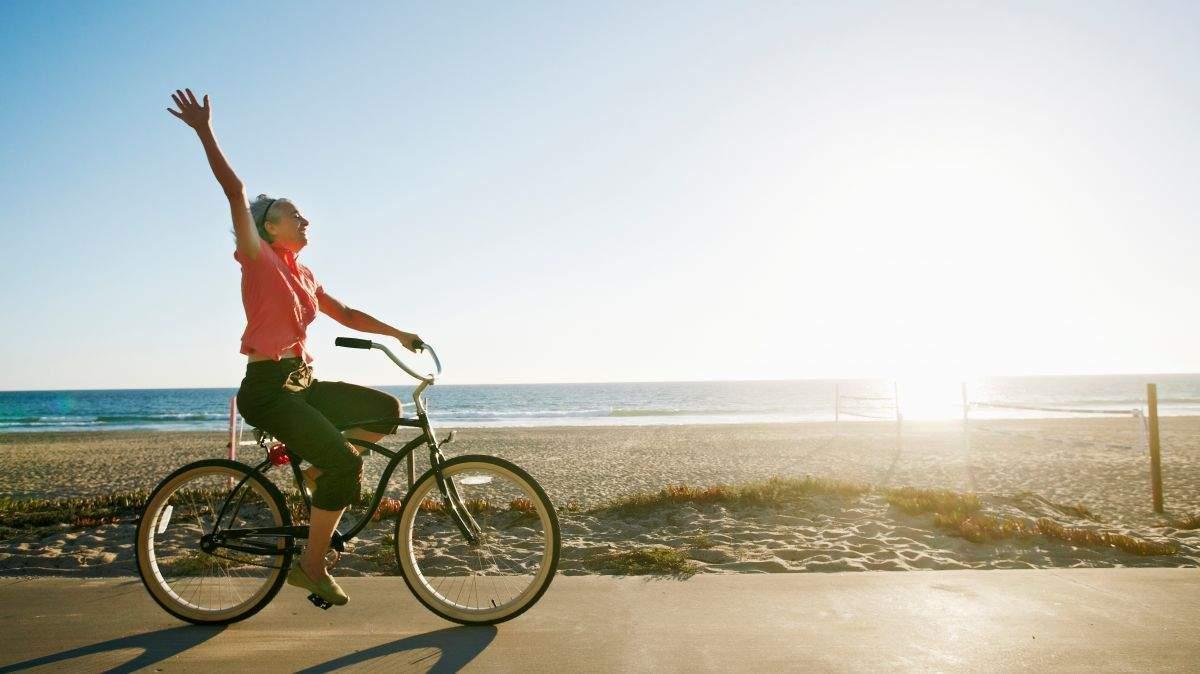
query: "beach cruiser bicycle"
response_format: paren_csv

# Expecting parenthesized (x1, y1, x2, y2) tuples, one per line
(135, 338, 561, 625)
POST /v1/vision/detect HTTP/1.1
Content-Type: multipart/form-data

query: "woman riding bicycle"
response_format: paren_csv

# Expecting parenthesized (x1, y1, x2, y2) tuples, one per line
(167, 88, 420, 607)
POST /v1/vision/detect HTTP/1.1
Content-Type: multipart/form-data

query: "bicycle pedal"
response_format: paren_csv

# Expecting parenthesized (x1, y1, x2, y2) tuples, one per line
(307, 593, 333, 610)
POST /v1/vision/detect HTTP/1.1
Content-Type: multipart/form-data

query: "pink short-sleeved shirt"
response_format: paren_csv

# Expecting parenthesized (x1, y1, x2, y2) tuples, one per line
(234, 238, 326, 363)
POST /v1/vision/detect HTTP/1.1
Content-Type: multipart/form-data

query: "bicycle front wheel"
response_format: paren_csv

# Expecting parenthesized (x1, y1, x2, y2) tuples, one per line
(135, 459, 292, 625)
(396, 455, 560, 625)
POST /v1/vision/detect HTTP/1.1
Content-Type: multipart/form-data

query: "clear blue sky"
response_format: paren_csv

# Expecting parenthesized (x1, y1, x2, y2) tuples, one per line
(2, 1, 1199, 390)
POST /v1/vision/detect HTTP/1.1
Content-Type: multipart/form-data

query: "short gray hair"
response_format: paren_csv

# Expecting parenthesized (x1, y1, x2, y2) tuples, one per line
(248, 193, 286, 241)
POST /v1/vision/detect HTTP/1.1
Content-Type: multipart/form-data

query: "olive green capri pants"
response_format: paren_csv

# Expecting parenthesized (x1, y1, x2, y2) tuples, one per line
(235, 358, 401, 510)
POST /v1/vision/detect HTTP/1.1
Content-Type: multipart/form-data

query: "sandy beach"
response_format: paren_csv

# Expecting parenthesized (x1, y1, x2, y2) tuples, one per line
(1, 417, 1197, 576)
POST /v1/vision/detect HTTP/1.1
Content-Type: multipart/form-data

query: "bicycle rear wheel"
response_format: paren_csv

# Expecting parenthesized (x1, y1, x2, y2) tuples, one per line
(135, 459, 292, 625)
(396, 455, 560, 625)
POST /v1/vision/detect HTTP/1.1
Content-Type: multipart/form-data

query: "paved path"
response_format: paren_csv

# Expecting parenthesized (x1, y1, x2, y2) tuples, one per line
(1, 569, 1197, 672)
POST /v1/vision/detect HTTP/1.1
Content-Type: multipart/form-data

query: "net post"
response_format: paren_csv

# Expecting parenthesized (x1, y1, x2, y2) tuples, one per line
(893, 381, 902, 451)
(228, 396, 238, 462)
(1147, 383, 1164, 514)
(961, 381, 970, 454)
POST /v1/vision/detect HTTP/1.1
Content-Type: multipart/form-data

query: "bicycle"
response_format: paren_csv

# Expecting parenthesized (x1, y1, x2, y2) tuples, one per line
(135, 338, 561, 626)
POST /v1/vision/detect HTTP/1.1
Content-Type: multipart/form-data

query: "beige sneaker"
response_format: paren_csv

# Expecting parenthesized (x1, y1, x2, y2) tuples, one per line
(287, 563, 348, 606)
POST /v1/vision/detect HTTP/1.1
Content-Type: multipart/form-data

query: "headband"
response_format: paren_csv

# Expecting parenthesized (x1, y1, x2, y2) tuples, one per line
(258, 198, 277, 230)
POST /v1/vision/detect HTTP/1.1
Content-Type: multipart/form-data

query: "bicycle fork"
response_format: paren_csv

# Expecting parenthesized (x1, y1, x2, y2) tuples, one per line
(429, 441, 483, 545)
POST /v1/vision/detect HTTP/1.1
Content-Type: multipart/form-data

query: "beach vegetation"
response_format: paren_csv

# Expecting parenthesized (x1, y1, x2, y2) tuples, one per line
(410, 495, 496, 516)
(907, 491, 1177, 555)
(688, 532, 715, 549)
(583, 546, 698, 578)
(1035, 518, 1178, 556)
(508, 497, 537, 514)
(0, 491, 149, 538)
(462, 497, 493, 514)
(1045, 501, 1097, 521)
(1011, 491, 1100, 521)
(373, 497, 403, 521)
(1165, 514, 1200, 531)
(933, 512, 1038, 543)
(885, 487, 981, 518)
(418, 497, 445, 514)
(590, 477, 869, 515)
(368, 532, 399, 572)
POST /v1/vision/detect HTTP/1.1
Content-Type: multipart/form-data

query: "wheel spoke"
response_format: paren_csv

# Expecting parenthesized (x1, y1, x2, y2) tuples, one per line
(396, 457, 559, 623)
(138, 462, 290, 624)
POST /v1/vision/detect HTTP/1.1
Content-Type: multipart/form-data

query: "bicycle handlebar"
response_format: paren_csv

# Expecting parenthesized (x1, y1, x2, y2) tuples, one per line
(335, 337, 442, 383)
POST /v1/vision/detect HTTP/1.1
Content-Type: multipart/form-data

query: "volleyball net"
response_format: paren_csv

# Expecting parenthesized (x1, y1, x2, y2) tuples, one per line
(962, 383, 1166, 513)
(828, 381, 1167, 511)
(966, 399, 1149, 455)
(834, 384, 901, 423)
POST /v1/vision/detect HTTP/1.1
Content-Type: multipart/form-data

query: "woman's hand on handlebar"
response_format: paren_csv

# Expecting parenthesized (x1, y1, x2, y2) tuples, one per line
(394, 331, 424, 353)
(166, 88, 211, 131)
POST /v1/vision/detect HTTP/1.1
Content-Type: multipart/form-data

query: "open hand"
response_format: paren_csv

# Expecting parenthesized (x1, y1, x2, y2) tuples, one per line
(166, 88, 211, 131)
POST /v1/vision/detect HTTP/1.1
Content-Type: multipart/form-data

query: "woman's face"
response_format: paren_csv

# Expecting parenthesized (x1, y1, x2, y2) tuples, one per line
(266, 200, 309, 252)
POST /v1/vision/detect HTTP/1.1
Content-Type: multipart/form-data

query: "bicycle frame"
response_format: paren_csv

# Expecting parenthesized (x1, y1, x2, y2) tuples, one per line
(211, 342, 483, 561)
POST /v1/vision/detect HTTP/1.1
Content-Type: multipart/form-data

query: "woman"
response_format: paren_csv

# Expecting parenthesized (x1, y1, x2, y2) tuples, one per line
(167, 88, 421, 606)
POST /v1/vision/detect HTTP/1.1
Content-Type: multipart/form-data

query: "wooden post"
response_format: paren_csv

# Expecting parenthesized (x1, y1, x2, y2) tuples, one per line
(228, 396, 238, 462)
(894, 381, 902, 451)
(1147, 383, 1164, 514)
(834, 383, 840, 424)
(407, 453, 416, 489)
(961, 381, 970, 454)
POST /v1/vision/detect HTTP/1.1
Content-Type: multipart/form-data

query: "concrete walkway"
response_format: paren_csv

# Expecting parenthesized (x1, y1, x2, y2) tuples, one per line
(0, 569, 1197, 672)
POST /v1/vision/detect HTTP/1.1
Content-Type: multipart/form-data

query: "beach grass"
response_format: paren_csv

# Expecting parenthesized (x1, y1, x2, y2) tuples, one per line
(1045, 501, 1098, 522)
(1010, 491, 1101, 522)
(1166, 514, 1200, 531)
(583, 546, 699, 577)
(368, 532, 398, 572)
(933, 512, 1039, 543)
(1035, 518, 1179, 556)
(884, 487, 981, 518)
(509, 497, 538, 514)
(894, 488, 1178, 555)
(0, 491, 148, 538)
(590, 476, 869, 515)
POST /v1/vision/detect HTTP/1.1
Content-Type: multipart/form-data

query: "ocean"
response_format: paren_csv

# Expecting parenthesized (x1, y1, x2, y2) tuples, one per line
(2, 375, 1200, 433)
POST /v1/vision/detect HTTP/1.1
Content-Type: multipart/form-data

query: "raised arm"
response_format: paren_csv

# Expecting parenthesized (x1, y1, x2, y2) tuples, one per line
(167, 88, 261, 259)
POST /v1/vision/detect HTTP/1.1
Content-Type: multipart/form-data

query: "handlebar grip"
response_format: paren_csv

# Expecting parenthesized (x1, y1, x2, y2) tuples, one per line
(413, 338, 425, 352)
(335, 337, 373, 349)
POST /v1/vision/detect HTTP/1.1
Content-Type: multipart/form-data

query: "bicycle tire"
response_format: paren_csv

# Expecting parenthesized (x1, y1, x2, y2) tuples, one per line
(395, 455, 560, 625)
(135, 459, 293, 625)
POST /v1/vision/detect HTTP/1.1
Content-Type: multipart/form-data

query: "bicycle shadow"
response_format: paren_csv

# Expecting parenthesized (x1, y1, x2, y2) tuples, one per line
(0, 625, 224, 673)
(297, 625, 497, 673)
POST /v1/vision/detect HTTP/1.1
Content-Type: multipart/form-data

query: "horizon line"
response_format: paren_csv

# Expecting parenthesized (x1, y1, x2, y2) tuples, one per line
(4, 370, 1200, 394)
